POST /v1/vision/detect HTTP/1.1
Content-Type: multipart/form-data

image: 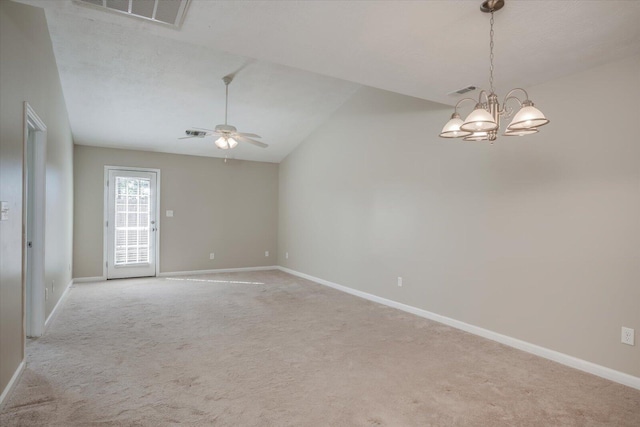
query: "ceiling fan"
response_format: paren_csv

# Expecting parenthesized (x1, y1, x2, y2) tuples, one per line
(180, 75, 268, 150)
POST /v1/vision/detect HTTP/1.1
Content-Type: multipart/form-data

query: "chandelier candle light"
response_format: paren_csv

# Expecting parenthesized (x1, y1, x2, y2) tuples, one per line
(439, 0, 549, 142)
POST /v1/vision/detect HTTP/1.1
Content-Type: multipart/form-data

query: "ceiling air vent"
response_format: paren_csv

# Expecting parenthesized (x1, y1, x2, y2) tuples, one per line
(448, 85, 477, 96)
(76, 0, 191, 29)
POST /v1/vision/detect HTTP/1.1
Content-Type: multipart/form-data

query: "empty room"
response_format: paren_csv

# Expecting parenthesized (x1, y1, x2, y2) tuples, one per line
(1, 0, 639, 425)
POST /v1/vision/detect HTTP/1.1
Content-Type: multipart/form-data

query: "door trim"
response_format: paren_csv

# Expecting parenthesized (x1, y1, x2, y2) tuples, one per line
(103, 166, 161, 279)
(22, 102, 47, 338)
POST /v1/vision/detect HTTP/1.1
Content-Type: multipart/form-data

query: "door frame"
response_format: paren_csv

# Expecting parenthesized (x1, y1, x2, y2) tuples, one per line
(22, 102, 47, 338)
(103, 166, 161, 279)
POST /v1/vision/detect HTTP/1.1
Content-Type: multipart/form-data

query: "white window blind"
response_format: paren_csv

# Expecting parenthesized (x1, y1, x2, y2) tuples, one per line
(114, 176, 151, 265)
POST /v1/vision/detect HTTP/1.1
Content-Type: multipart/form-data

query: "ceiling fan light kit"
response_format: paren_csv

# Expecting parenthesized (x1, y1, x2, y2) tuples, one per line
(215, 136, 238, 149)
(439, 0, 549, 142)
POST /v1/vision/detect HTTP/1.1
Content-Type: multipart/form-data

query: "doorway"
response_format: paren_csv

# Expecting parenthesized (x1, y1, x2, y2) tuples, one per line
(23, 102, 47, 338)
(104, 167, 160, 279)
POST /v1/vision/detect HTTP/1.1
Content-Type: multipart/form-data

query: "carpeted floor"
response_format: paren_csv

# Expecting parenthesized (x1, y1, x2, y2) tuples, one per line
(1, 270, 639, 426)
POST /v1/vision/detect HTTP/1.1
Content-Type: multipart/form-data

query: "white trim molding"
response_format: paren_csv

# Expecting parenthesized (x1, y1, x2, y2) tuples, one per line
(44, 279, 73, 330)
(0, 360, 25, 410)
(278, 266, 640, 391)
(72, 276, 107, 284)
(159, 266, 278, 277)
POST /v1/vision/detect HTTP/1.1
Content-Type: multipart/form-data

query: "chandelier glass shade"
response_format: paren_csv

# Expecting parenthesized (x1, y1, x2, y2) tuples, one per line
(439, 113, 472, 138)
(505, 103, 549, 130)
(459, 105, 498, 133)
(439, 0, 549, 142)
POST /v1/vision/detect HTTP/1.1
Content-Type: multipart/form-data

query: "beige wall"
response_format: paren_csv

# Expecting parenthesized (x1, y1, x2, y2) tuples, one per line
(278, 55, 640, 377)
(73, 145, 278, 277)
(0, 1, 74, 395)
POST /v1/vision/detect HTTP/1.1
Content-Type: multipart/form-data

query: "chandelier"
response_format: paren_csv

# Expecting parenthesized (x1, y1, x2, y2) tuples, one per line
(439, 0, 549, 142)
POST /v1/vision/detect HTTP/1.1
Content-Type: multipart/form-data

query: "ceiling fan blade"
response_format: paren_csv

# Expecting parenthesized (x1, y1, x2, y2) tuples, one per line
(237, 136, 268, 148)
(234, 132, 261, 139)
(178, 136, 199, 140)
(192, 127, 215, 132)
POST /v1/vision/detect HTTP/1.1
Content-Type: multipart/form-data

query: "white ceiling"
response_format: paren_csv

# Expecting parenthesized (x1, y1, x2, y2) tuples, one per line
(17, 0, 640, 162)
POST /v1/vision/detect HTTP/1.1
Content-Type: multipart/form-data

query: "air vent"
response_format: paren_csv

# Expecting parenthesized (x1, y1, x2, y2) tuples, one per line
(76, 0, 191, 28)
(448, 85, 477, 96)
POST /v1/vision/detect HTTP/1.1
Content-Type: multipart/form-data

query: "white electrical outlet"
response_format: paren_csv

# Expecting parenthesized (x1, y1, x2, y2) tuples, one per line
(397, 277, 403, 287)
(285, 252, 289, 259)
(265, 251, 269, 257)
(209, 253, 215, 260)
(621, 327, 635, 346)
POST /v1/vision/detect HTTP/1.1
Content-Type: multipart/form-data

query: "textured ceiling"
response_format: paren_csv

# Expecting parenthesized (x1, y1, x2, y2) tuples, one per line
(16, 0, 640, 162)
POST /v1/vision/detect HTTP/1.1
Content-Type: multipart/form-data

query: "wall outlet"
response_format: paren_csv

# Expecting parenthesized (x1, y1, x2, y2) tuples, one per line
(397, 277, 403, 287)
(621, 327, 634, 346)
(209, 252, 215, 260)
(265, 251, 269, 257)
(285, 252, 289, 259)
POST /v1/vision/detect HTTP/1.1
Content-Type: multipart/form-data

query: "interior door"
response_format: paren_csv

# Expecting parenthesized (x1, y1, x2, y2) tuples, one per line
(25, 127, 35, 335)
(107, 169, 157, 279)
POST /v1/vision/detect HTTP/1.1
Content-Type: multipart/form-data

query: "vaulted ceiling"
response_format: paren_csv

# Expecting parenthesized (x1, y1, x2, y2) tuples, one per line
(16, 0, 640, 162)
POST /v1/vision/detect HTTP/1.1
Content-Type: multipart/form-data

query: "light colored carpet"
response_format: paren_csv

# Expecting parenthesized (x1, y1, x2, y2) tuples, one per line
(1, 270, 639, 426)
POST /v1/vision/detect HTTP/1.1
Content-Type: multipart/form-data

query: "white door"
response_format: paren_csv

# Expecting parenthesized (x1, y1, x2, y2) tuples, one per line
(24, 103, 46, 337)
(106, 170, 158, 279)
(25, 127, 36, 335)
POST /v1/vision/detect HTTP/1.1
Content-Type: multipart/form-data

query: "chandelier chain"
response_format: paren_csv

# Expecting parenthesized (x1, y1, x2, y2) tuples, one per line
(489, 11, 495, 94)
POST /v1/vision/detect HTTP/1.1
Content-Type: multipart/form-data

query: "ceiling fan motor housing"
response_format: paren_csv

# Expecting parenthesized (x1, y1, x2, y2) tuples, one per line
(215, 124, 237, 134)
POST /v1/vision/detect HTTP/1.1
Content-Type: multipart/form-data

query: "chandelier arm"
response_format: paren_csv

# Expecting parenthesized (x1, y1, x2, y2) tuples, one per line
(499, 88, 531, 117)
(477, 89, 490, 105)
(501, 88, 529, 106)
(454, 97, 478, 115)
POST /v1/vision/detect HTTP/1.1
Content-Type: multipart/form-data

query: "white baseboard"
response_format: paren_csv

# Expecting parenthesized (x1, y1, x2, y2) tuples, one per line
(0, 360, 25, 410)
(160, 266, 278, 277)
(72, 276, 106, 283)
(44, 279, 73, 330)
(278, 266, 640, 391)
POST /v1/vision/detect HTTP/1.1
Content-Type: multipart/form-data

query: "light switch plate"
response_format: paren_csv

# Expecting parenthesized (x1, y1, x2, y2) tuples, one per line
(166, 210, 174, 217)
